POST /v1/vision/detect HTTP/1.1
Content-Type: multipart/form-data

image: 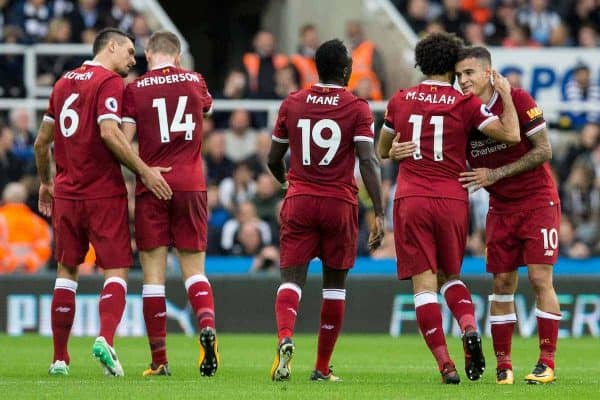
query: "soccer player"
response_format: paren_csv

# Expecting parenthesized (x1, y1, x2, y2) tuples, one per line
(455, 46, 561, 385)
(268, 38, 385, 382)
(379, 32, 520, 384)
(121, 31, 218, 377)
(34, 28, 173, 377)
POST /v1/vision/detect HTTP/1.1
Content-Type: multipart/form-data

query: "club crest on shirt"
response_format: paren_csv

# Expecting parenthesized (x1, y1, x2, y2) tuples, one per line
(105, 97, 118, 112)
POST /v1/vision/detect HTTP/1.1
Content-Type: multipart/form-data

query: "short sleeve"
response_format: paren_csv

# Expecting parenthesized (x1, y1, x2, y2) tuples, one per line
(272, 99, 289, 144)
(122, 83, 136, 124)
(513, 89, 546, 137)
(198, 75, 213, 116)
(381, 94, 397, 135)
(96, 75, 125, 125)
(464, 94, 499, 131)
(353, 99, 375, 143)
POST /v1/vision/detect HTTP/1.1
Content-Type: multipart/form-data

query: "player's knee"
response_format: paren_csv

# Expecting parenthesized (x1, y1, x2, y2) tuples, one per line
(528, 269, 553, 292)
(493, 275, 516, 294)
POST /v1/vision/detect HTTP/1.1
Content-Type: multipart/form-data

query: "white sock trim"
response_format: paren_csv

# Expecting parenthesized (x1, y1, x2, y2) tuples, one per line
(440, 279, 466, 297)
(535, 308, 562, 320)
(414, 291, 438, 308)
(104, 277, 127, 291)
(277, 282, 302, 300)
(142, 284, 165, 297)
(184, 274, 209, 291)
(489, 313, 517, 324)
(55, 278, 78, 293)
(488, 294, 515, 302)
(323, 289, 346, 301)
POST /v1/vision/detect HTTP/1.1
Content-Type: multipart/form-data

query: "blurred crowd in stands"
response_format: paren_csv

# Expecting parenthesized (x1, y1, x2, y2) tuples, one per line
(0, 0, 599, 274)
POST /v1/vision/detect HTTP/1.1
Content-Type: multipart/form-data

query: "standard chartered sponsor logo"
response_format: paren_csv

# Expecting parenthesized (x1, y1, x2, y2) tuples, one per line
(470, 138, 508, 158)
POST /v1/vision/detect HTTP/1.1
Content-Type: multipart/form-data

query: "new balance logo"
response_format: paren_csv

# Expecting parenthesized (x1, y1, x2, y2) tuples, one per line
(425, 328, 437, 336)
(154, 312, 167, 318)
(287, 308, 297, 316)
(101, 294, 113, 300)
(195, 291, 209, 296)
(458, 299, 472, 304)
(321, 324, 335, 330)
(544, 250, 554, 256)
(55, 307, 71, 313)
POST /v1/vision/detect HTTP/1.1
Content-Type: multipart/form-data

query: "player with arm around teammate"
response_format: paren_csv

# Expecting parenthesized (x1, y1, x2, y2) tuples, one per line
(455, 46, 561, 385)
(35, 28, 172, 377)
(121, 31, 219, 378)
(268, 38, 385, 382)
(379, 32, 520, 384)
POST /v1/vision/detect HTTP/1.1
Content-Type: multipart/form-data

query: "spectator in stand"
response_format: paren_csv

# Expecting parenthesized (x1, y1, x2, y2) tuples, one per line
(464, 22, 487, 45)
(565, 0, 600, 45)
(218, 160, 256, 212)
(548, 22, 571, 46)
(0, 25, 26, 97)
(0, 126, 25, 196)
(274, 65, 299, 99)
(250, 244, 280, 273)
(502, 23, 541, 47)
(109, 0, 137, 34)
(562, 61, 600, 130)
(439, 0, 472, 40)
(346, 20, 384, 100)
(561, 161, 597, 226)
(232, 221, 266, 256)
(0, 182, 51, 274)
(461, 0, 493, 26)
(223, 109, 257, 162)
(67, 0, 110, 42)
(403, 0, 433, 37)
(213, 69, 247, 129)
(252, 173, 282, 225)
(577, 24, 600, 48)
(206, 184, 230, 255)
(505, 68, 524, 89)
(0, 0, 11, 42)
(558, 123, 600, 181)
(290, 24, 319, 90)
(243, 30, 288, 99)
(516, 0, 562, 46)
(130, 13, 151, 72)
(203, 132, 234, 185)
(8, 107, 35, 169)
(8, 0, 53, 43)
(486, 0, 518, 45)
(220, 201, 271, 255)
(37, 18, 79, 86)
(559, 214, 591, 259)
(245, 131, 271, 178)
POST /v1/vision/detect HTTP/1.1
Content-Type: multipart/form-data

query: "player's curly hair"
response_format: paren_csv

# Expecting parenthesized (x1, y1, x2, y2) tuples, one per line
(415, 32, 464, 76)
(315, 39, 352, 85)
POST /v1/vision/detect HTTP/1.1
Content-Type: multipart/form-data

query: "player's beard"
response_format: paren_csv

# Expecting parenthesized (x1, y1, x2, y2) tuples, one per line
(117, 66, 131, 77)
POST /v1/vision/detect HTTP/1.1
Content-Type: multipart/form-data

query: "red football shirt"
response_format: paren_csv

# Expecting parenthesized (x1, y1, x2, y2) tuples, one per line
(384, 80, 498, 202)
(44, 61, 127, 199)
(122, 64, 212, 194)
(467, 88, 559, 212)
(272, 84, 375, 205)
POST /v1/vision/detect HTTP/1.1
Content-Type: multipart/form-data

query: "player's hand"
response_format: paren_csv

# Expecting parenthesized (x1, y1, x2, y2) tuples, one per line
(388, 133, 416, 161)
(38, 182, 54, 217)
(459, 168, 500, 191)
(141, 166, 173, 200)
(491, 70, 510, 95)
(368, 214, 385, 251)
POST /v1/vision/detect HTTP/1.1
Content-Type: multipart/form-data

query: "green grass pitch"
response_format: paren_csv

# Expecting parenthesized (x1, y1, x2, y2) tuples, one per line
(1, 334, 598, 399)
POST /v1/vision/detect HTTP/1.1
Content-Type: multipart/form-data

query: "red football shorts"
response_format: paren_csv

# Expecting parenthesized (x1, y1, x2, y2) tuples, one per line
(53, 196, 133, 269)
(393, 197, 468, 280)
(486, 204, 560, 273)
(135, 191, 207, 251)
(279, 195, 358, 269)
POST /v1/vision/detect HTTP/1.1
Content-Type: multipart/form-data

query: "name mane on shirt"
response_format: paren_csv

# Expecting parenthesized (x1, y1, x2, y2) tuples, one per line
(405, 91, 455, 104)
(306, 93, 339, 106)
(64, 71, 93, 80)
(470, 137, 508, 158)
(136, 73, 200, 87)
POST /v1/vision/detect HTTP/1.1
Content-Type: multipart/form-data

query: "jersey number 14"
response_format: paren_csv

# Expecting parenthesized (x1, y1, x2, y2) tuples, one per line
(152, 96, 196, 143)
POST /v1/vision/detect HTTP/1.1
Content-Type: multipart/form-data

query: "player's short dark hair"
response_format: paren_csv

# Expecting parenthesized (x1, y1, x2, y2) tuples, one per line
(146, 30, 181, 55)
(93, 28, 135, 56)
(457, 46, 492, 65)
(414, 32, 464, 76)
(315, 39, 351, 83)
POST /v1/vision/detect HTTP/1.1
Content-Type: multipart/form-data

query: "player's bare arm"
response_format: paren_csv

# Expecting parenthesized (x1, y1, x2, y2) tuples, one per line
(377, 129, 395, 159)
(267, 140, 289, 186)
(388, 134, 417, 161)
(356, 141, 385, 250)
(33, 120, 55, 217)
(459, 128, 552, 191)
(481, 70, 520, 145)
(99, 119, 173, 200)
(121, 121, 137, 143)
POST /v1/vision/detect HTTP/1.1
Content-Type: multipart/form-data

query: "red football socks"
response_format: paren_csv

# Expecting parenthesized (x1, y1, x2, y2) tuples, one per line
(441, 280, 477, 333)
(185, 275, 216, 330)
(315, 289, 346, 374)
(51, 278, 78, 364)
(536, 308, 561, 369)
(143, 284, 167, 365)
(98, 277, 127, 346)
(415, 291, 452, 371)
(275, 282, 301, 341)
(490, 313, 516, 370)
